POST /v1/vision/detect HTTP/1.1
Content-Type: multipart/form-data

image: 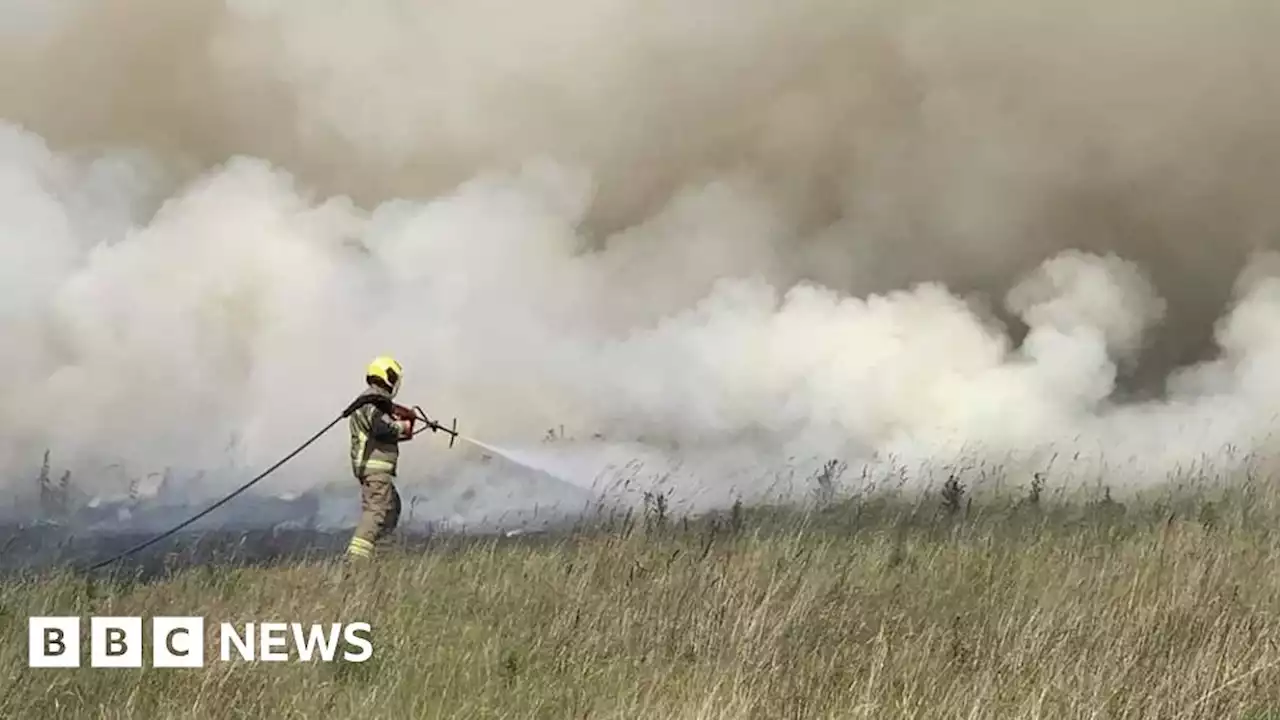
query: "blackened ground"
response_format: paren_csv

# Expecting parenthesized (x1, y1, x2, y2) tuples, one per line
(0, 507, 593, 582)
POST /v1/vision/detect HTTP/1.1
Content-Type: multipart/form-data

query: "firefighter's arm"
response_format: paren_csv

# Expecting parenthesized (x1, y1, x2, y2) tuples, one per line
(369, 408, 414, 442)
(390, 403, 420, 440)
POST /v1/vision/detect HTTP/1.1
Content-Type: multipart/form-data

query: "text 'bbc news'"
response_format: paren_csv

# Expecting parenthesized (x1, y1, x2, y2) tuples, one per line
(28, 617, 373, 668)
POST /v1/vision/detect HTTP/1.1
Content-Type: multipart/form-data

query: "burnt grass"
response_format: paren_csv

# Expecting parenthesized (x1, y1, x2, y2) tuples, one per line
(3, 473, 1280, 718)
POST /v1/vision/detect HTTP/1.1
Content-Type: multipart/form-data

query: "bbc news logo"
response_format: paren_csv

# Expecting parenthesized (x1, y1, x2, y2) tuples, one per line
(28, 617, 373, 668)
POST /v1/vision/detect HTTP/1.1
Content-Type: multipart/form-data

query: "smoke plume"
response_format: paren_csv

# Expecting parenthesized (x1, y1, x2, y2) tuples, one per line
(4, 0, 1280, 521)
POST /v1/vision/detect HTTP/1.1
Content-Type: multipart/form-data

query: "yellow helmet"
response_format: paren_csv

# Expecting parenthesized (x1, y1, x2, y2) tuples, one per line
(366, 356, 404, 397)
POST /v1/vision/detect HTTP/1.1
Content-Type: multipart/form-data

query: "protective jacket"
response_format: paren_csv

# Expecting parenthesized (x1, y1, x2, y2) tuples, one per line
(346, 383, 413, 477)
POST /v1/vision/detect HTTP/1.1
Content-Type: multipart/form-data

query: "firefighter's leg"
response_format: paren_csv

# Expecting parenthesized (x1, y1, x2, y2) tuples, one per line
(347, 473, 396, 560)
(379, 481, 402, 542)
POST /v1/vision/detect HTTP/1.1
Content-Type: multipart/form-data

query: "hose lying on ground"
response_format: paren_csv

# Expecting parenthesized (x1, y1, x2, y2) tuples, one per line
(85, 413, 348, 572)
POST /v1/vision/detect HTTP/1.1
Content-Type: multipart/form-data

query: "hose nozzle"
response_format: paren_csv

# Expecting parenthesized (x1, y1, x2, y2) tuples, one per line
(413, 405, 458, 448)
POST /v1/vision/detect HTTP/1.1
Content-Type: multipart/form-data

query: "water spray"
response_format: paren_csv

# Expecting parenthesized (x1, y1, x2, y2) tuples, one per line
(412, 405, 585, 487)
(407, 405, 547, 474)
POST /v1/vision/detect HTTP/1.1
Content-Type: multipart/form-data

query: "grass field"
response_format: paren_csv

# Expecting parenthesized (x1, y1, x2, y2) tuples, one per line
(4, 474, 1280, 719)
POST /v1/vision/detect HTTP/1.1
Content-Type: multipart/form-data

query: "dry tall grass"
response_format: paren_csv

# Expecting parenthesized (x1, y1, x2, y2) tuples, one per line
(3, 476, 1280, 719)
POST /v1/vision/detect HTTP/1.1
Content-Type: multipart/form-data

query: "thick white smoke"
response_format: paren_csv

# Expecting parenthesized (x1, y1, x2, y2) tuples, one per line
(4, 0, 1280, 525)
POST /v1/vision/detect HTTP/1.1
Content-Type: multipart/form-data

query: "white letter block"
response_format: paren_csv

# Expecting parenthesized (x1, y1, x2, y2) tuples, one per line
(29, 617, 80, 668)
(153, 617, 205, 668)
(91, 617, 143, 668)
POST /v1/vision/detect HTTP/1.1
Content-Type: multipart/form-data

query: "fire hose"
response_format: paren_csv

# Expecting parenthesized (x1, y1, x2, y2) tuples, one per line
(85, 400, 458, 572)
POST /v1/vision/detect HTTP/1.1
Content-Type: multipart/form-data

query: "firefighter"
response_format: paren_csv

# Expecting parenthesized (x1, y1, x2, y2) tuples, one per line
(344, 356, 418, 562)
